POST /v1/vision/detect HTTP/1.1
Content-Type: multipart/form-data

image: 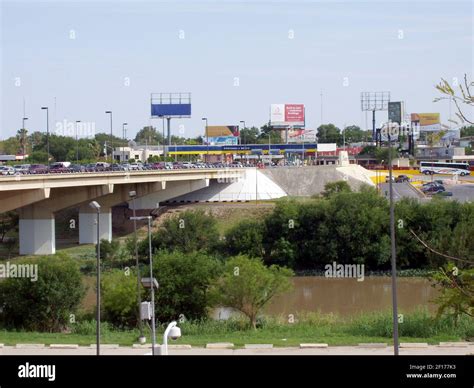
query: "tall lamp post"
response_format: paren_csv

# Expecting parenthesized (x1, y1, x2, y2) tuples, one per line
(239, 120, 246, 145)
(75, 121, 81, 164)
(202, 118, 208, 162)
(88, 200, 101, 356)
(129, 191, 145, 343)
(105, 111, 113, 163)
(122, 123, 128, 163)
(22, 117, 28, 156)
(131, 216, 156, 354)
(387, 129, 400, 356)
(41, 107, 50, 167)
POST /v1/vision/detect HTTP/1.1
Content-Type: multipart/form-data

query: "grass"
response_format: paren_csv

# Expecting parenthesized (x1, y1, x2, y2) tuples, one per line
(1, 310, 471, 347)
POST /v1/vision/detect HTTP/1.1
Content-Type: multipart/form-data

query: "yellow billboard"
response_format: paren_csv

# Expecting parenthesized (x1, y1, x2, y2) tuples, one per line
(410, 113, 440, 131)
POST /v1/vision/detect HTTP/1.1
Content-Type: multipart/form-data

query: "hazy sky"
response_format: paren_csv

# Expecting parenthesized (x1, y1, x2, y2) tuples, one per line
(1, 0, 473, 141)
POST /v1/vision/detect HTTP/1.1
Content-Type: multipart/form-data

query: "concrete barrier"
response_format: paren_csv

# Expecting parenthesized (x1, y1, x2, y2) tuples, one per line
(15, 344, 45, 349)
(400, 343, 428, 348)
(49, 344, 79, 349)
(206, 343, 234, 349)
(299, 343, 328, 349)
(358, 343, 387, 348)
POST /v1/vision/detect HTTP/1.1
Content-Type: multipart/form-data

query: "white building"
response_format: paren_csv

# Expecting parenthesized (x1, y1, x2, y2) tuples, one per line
(112, 146, 164, 163)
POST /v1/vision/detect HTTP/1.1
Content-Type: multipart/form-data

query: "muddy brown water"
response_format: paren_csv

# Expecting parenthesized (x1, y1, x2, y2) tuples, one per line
(83, 276, 439, 319)
(213, 276, 439, 320)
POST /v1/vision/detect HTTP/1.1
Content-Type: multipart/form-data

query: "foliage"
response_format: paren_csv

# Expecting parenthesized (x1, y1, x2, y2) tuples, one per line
(224, 219, 265, 258)
(151, 250, 222, 323)
(435, 74, 474, 125)
(102, 269, 144, 328)
(148, 210, 220, 254)
(321, 180, 352, 198)
(317, 123, 341, 145)
(0, 256, 85, 331)
(430, 263, 473, 323)
(209, 255, 293, 329)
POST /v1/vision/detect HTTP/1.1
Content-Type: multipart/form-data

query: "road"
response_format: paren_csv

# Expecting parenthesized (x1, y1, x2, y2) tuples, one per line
(379, 182, 423, 201)
(1, 344, 473, 356)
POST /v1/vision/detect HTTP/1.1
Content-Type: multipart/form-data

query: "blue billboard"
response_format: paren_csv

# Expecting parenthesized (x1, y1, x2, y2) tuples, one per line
(151, 103, 191, 117)
(150, 93, 191, 118)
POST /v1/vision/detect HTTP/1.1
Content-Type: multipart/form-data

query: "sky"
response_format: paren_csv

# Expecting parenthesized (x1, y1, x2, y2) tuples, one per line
(0, 0, 473, 141)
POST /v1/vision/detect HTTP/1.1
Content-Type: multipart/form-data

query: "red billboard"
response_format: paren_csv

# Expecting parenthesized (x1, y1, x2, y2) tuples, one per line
(270, 104, 305, 126)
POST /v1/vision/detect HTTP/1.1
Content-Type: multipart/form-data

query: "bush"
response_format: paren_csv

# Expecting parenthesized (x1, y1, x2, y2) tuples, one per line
(209, 255, 294, 329)
(150, 250, 222, 323)
(224, 219, 265, 258)
(102, 269, 144, 328)
(147, 210, 220, 254)
(0, 256, 85, 332)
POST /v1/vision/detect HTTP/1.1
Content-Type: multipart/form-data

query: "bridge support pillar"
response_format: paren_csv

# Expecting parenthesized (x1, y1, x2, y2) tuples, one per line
(79, 205, 112, 244)
(19, 215, 56, 256)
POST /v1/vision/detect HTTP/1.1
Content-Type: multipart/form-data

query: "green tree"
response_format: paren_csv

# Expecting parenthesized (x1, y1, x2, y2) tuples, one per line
(209, 256, 293, 329)
(102, 269, 144, 328)
(435, 74, 473, 125)
(151, 250, 222, 322)
(321, 180, 352, 198)
(0, 256, 85, 331)
(343, 125, 365, 144)
(135, 126, 164, 145)
(224, 219, 265, 258)
(148, 210, 220, 254)
(460, 125, 474, 138)
(317, 124, 341, 145)
(240, 127, 259, 144)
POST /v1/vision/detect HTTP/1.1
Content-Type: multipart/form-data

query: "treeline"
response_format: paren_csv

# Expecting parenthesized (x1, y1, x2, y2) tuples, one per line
(144, 186, 473, 271)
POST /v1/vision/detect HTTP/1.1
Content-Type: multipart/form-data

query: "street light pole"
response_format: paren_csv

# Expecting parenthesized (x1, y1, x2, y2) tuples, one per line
(388, 133, 400, 356)
(122, 123, 128, 163)
(105, 111, 113, 163)
(89, 201, 101, 356)
(75, 121, 81, 164)
(22, 117, 28, 156)
(239, 120, 246, 145)
(202, 118, 208, 162)
(129, 191, 145, 343)
(147, 216, 156, 356)
(41, 107, 50, 167)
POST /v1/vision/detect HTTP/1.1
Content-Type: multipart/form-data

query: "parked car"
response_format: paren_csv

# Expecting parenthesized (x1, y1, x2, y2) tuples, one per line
(13, 164, 30, 174)
(49, 162, 71, 173)
(69, 164, 86, 173)
(422, 185, 445, 194)
(94, 162, 110, 171)
(0, 166, 15, 175)
(395, 175, 410, 183)
(385, 176, 395, 183)
(28, 164, 48, 174)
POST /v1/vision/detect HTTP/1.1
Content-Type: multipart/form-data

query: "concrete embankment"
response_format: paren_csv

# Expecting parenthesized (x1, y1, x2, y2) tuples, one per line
(261, 165, 375, 197)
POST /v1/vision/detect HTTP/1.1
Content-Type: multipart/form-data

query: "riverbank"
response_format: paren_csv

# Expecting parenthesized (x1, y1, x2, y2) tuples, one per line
(1, 311, 472, 348)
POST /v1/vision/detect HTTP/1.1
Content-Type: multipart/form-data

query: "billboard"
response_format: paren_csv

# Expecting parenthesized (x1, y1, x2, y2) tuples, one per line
(205, 125, 239, 138)
(207, 136, 238, 146)
(287, 129, 317, 143)
(410, 113, 441, 131)
(270, 104, 305, 127)
(388, 101, 404, 124)
(151, 93, 191, 118)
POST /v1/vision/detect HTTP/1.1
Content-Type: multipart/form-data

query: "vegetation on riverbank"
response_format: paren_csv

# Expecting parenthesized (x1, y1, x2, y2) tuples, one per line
(0, 309, 472, 347)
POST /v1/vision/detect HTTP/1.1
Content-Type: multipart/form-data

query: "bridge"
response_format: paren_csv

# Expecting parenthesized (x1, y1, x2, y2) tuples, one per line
(0, 168, 244, 255)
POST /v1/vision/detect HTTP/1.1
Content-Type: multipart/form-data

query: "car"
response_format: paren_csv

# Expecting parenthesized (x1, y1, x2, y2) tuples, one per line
(69, 164, 86, 173)
(94, 162, 110, 171)
(28, 164, 48, 174)
(395, 175, 410, 183)
(0, 166, 15, 175)
(110, 163, 125, 171)
(422, 185, 445, 194)
(49, 162, 71, 173)
(129, 163, 142, 171)
(385, 176, 395, 183)
(13, 164, 30, 174)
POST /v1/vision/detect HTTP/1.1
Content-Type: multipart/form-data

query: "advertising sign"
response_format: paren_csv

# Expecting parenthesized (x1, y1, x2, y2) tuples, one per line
(207, 136, 238, 146)
(388, 102, 403, 124)
(270, 104, 305, 127)
(205, 126, 240, 138)
(410, 113, 441, 131)
(287, 129, 317, 143)
(151, 92, 191, 118)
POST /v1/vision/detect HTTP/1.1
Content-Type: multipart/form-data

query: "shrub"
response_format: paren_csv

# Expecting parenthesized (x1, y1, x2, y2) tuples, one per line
(224, 219, 265, 258)
(151, 250, 222, 323)
(209, 255, 294, 329)
(102, 269, 144, 328)
(0, 256, 85, 332)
